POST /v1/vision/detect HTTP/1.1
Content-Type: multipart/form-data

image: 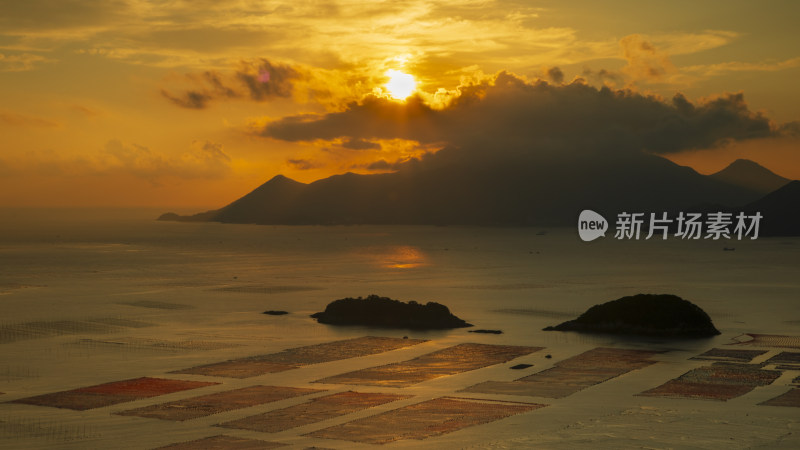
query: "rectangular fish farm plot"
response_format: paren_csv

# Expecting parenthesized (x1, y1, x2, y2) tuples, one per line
(734, 334, 800, 349)
(218, 391, 411, 433)
(314, 343, 541, 387)
(462, 347, 659, 399)
(759, 388, 800, 408)
(12, 377, 218, 411)
(173, 336, 426, 379)
(690, 348, 768, 363)
(117, 385, 325, 421)
(639, 364, 781, 401)
(764, 351, 800, 370)
(155, 435, 287, 449)
(306, 396, 545, 445)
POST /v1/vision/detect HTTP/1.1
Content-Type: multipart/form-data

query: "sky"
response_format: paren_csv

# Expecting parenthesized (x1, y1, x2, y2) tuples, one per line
(1, 0, 799, 208)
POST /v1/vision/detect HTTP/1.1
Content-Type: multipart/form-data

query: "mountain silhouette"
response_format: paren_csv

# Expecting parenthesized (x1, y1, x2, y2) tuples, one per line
(709, 159, 790, 194)
(741, 180, 800, 236)
(160, 153, 766, 226)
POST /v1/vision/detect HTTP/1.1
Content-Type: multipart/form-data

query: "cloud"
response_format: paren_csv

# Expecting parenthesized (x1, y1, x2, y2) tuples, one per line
(236, 59, 300, 101)
(364, 159, 396, 171)
(70, 104, 102, 117)
(0, 0, 126, 32)
(581, 67, 623, 86)
(286, 158, 324, 170)
(0, 111, 60, 127)
(160, 89, 212, 109)
(619, 34, 676, 83)
(161, 59, 307, 108)
(646, 30, 739, 56)
(1, 139, 234, 182)
(0, 52, 54, 71)
(262, 95, 441, 143)
(0, 0, 591, 75)
(545, 67, 564, 84)
(102, 139, 232, 183)
(684, 56, 800, 78)
(203, 71, 238, 98)
(778, 121, 800, 137)
(260, 71, 779, 161)
(160, 70, 241, 109)
(360, 157, 422, 172)
(575, 35, 681, 89)
(341, 138, 382, 150)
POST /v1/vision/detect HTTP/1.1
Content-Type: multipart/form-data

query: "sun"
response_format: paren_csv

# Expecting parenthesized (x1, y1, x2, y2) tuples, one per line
(384, 69, 417, 100)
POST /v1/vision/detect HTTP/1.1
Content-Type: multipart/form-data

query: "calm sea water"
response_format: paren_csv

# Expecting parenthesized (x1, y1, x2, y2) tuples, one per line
(1, 207, 797, 339)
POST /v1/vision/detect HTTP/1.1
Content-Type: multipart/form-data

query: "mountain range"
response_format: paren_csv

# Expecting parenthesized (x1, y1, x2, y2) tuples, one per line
(709, 158, 790, 194)
(741, 180, 800, 236)
(159, 156, 797, 235)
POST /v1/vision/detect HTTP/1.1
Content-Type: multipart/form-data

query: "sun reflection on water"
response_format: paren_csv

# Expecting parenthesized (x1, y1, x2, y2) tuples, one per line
(376, 245, 428, 269)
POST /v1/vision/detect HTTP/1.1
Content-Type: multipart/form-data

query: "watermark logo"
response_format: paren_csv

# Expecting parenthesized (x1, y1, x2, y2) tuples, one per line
(578, 209, 608, 242)
(577, 210, 763, 241)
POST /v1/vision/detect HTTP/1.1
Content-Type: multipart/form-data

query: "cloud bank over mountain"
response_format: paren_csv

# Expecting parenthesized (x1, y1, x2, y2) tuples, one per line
(261, 72, 781, 166)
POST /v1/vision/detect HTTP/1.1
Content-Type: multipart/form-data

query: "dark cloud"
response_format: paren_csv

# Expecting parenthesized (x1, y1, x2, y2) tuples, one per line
(286, 158, 323, 170)
(161, 89, 212, 109)
(546, 66, 564, 84)
(365, 159, 394, 171)
(263, 95, 441, 143)
(203, 71, 239, 98)
(162, 59, 300, 108)
(341, 138, 381, 150)
(261, 72, 777, 160)
(363, 157, 422, 171)
(778, 121, 800, 136)
(236, 59, 300, 101)
(581, 67, 623, 85)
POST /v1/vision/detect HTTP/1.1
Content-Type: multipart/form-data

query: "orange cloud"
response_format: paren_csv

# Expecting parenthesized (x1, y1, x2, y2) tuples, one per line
(619, 34, 676, 83)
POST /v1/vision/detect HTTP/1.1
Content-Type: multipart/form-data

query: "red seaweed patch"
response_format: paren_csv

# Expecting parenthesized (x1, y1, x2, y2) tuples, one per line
(462, 347, 659, 398)
(314, 343, 541, 387)
(759, 388, 800, 408)
(732, 334, 800, 349)
(154, 435, 287, 449)
(12, 377, 218, 411)
(639, 364, 781, 401)
(764, 351, 800, 370)
(305, 396, 544, 444)
(218, 391, 411, 433)
(690, 348, 767, 363)
(117, 385, 324, 421)
(173, 336, 426, 379)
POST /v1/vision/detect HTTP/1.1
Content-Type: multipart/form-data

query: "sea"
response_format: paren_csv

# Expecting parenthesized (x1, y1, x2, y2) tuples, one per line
(0, 208, 798, 448)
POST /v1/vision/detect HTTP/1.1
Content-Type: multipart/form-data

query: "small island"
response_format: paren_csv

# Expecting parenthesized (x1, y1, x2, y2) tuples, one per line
(311, 295, 473, 329)
(543, 293, 720, 338)
(262, 310, 288, 315)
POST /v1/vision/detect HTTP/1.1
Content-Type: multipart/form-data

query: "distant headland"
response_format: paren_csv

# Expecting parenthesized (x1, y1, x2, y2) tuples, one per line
(159, 158, 798, 235)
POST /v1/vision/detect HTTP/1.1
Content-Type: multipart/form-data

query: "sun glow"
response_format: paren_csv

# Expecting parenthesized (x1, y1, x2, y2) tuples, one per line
(384, 69, 417, 100)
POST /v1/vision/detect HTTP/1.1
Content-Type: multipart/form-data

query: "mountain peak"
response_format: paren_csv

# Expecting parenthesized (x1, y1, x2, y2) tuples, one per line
(743, 180, 800, 236)
(709, 159, 790, 194)
(267, 174, 295, 183)
(717, 158, 777, 174)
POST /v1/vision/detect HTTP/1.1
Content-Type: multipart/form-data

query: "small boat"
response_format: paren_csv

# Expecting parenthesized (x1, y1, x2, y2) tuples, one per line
(723, 247, 736, 251)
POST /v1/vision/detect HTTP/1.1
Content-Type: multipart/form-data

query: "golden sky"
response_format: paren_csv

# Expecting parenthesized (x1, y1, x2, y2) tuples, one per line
(1, 0, 799, 207)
